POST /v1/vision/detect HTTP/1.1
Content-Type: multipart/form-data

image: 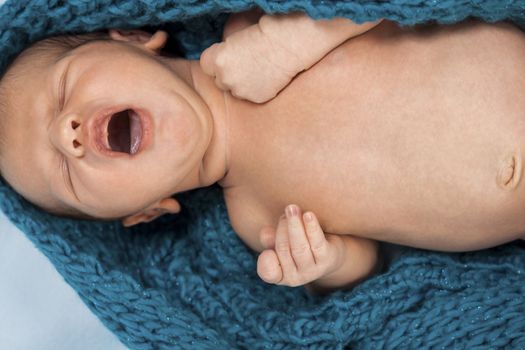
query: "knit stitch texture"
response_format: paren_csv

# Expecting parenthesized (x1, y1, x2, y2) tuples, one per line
(0, 1, 524, 349)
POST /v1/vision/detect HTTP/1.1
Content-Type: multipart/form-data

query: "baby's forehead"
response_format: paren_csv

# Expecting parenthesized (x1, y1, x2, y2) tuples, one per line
(10, 39, 69, 71)
(0, 41, 68, 104)
(2, 32, 110, 85)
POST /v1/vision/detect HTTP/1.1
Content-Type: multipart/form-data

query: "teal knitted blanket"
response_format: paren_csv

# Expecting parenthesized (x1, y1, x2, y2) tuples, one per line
(1, 1, 524, 349)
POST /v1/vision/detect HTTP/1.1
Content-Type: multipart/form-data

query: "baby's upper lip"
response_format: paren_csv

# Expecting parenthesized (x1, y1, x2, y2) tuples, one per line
(88, 108, 112, 155)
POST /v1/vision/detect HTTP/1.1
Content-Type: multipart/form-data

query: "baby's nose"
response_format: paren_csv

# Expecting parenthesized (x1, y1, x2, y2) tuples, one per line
(50, 113, 85, 158)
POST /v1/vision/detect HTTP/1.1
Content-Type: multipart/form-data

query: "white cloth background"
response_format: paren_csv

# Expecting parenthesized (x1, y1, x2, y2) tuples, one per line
(0, 209, 127, 350)
(0, 1, 127, 348)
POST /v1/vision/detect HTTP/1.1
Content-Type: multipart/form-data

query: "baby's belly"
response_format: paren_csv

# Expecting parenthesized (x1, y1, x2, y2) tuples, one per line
(225, 20, 525, 251)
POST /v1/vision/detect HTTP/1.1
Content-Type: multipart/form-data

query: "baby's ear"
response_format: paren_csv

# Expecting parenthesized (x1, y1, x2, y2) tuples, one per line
(109, 29, 168, 53)
(121, 197, 181, 227)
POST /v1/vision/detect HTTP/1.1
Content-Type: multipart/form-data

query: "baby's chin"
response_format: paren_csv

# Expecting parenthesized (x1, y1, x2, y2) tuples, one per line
(40, 202, 95, 221)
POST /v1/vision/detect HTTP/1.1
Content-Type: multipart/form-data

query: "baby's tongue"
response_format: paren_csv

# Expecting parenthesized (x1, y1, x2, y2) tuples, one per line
(129, 110, 142, 154)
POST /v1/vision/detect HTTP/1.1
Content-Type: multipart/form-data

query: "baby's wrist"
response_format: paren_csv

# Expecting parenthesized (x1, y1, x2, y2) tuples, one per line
(306, 236, 380, 294)
(257, 14, 313, 73)
(306, 237, 350, 292)
(306, 266, 360, 295)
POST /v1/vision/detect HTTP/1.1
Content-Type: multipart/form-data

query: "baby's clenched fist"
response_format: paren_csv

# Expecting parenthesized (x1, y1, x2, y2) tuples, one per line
(199, 22, 303, 104)
(256, 204, 345, 287)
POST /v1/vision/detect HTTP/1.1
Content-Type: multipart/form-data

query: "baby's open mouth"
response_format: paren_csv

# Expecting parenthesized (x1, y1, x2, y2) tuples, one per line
(107, 109, 142, 154)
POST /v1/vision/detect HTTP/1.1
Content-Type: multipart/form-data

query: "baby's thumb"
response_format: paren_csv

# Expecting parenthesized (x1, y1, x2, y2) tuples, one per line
(199, 43, 221, 76)
(259, 226, 276, 249)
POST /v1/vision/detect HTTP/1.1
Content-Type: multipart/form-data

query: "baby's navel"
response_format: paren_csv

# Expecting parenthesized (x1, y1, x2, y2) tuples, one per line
(497, 152, 522, 190)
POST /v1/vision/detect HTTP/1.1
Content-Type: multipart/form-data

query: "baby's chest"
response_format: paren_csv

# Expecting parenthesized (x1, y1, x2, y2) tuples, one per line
(224, 55, 396, 250)
(222, 125, 369, 253)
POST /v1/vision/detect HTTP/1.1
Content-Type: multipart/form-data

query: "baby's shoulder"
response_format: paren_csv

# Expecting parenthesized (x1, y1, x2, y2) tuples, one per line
(222, 187, 273, 252)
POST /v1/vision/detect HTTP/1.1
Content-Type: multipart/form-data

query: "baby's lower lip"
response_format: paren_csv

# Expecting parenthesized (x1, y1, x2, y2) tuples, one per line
(129, 110, 142, 154)
(131, 108, 153, 154)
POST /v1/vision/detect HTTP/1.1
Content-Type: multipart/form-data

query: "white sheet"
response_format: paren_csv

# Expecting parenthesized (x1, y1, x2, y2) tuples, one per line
(0, 209, 127, 350)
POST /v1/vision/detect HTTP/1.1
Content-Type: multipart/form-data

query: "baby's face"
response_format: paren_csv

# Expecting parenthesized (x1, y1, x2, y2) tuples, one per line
(0, 34, 212, 219)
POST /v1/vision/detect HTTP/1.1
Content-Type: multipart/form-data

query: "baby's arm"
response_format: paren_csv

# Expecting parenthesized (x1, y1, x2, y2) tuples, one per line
(200, 11, 382, 103)
(257, 204, 379, 294)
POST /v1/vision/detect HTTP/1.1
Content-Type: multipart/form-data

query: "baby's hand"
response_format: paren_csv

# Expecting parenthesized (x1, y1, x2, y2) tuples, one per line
(257, 204, 345, 287)
(199, 22, 303, 104)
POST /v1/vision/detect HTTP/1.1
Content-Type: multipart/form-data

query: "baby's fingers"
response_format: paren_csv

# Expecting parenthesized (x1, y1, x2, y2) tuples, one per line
(259, 226, 276, 250)
(200, 43, 232, 91)
(199, 44, 217, 76)
(257, 249, 282, 284)
(285, 205, 315, 269)
(199, 43, 221, 76)
(274, 214, 297, 281)
(302, 211, 330, 266)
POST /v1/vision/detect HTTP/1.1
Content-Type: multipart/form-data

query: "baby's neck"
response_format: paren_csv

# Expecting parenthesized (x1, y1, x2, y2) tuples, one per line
(163, 57, 236, 191)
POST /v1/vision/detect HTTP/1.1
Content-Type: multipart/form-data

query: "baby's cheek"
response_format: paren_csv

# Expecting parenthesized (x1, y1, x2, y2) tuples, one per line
(73, 171, 138, 217)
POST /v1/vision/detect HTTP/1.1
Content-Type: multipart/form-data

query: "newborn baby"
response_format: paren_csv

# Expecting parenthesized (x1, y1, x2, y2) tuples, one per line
(1, 9, 524, 293)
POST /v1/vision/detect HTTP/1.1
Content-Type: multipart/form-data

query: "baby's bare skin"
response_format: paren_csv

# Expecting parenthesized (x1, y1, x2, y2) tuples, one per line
(215, 20, 525, 254)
